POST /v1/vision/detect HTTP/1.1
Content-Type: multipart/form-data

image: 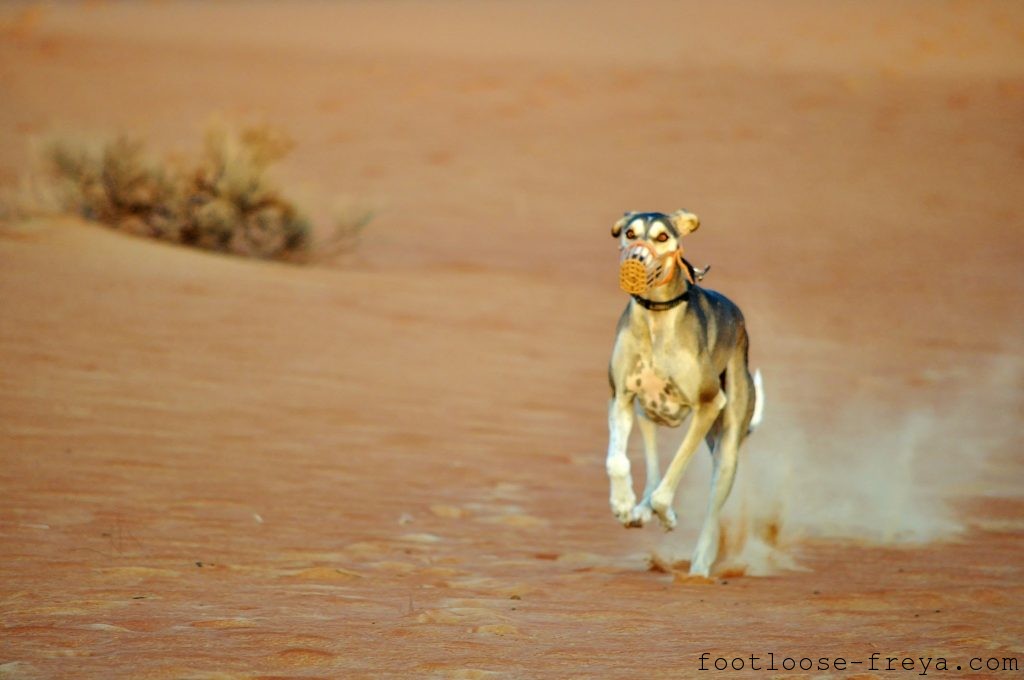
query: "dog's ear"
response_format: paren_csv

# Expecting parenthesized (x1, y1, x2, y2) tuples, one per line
(612, 211, 636, 238)
(669, 209, 700, 235)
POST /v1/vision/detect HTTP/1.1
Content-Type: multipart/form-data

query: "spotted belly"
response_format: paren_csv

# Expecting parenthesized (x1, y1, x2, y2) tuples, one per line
(626, 362, 688, 427)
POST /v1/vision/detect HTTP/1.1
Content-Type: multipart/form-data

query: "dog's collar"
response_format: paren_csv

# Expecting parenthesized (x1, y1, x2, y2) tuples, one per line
(631, 290, 689, 311)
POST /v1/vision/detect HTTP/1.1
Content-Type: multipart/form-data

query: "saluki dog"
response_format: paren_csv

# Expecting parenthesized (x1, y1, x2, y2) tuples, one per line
(606, 210, 763, 577)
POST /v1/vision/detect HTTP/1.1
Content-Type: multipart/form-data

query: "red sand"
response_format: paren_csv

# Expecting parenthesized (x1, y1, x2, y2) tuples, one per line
(1, 2, 1022, 678)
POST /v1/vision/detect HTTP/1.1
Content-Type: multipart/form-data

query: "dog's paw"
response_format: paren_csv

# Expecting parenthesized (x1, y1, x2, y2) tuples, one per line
(689, 527, 720, 576)
(609, 488, 637, 526)
(656, 506, 677, 531)
(689, 551, 715, 577)
(611, 501, 636, 526)
(628, 502, 653, 527)
(650, 491, 677, 530)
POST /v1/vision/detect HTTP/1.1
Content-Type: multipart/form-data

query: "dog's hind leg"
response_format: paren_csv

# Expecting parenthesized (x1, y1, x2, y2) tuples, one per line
(690, 363, 755, 576)
(628, 411, 660, 527)
(704, 415, 723, 456)
(606, 396, 637, 525)
(649, 390, 726, 530)
(690, 431, 740, 576)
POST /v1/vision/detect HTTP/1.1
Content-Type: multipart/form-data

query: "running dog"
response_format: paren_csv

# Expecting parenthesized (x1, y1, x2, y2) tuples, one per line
(606, 210, 763, 577)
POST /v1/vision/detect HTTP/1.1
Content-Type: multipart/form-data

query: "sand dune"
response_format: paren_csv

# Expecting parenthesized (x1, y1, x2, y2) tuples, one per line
(1, 2, 1022, 677)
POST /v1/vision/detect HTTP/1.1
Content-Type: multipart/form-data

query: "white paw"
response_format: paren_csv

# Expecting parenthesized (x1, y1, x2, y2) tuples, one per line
(629, 502, 653, 527)
(690, 529, 719, 576)
(609, 483, 637, 526)
(650, 489, 677, 530)
(689, 556, 712, 577)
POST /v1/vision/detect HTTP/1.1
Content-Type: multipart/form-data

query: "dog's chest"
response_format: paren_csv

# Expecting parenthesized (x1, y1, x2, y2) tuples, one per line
(621, 305, 696, 427)
(625, 360, 688, 427)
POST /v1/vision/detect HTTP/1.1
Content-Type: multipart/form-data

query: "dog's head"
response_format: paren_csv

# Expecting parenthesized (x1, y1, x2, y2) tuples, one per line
(612, 210, 699, 294)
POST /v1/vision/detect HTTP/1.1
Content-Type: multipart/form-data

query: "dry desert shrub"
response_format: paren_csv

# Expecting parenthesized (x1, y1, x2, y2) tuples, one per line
(1, 123, 370, 262)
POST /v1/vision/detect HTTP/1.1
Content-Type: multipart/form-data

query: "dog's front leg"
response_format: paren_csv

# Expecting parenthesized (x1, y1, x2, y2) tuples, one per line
(627, 413, 660, 527)
(606, 395, 637, 526)
(649, 390, 727, 530)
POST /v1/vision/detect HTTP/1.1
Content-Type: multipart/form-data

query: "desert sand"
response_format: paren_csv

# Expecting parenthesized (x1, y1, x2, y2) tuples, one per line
(1, 2, 1023, 678)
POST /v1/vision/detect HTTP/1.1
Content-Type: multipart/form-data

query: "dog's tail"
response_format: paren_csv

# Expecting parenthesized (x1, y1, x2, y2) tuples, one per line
(748, 369, 765, 434)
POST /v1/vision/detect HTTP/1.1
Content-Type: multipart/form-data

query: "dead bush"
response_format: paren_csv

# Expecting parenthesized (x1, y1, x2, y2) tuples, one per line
(1, 123, 371, 262)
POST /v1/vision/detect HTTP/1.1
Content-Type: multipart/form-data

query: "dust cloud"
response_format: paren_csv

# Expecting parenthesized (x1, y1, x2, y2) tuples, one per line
(652, 354, 1022, 576)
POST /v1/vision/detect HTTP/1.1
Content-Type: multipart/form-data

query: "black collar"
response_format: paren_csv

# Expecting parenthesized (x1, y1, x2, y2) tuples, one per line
(631, 290, 689, 311)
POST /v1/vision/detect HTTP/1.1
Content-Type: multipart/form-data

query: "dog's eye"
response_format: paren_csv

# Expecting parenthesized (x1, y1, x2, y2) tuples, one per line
(625, 229, 636, 239)
(656, 233, 669, 242)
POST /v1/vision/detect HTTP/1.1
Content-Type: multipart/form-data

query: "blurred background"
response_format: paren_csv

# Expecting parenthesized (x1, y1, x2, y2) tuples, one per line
(1, 1, 1022, 676)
